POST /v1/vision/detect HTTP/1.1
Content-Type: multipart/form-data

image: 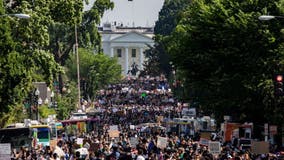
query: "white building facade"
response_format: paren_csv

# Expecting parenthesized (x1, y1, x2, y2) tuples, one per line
(100, 23, 154, 76)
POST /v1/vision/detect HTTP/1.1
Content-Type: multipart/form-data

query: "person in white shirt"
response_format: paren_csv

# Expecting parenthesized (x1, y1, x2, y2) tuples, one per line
(136, 149, 145, 160)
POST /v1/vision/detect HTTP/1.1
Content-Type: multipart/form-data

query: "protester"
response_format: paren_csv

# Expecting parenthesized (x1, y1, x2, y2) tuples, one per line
(9, 75, 280, 160)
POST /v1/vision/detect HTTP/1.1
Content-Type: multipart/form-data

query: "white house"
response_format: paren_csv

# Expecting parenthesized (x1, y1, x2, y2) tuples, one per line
(99, 23, 154, 76)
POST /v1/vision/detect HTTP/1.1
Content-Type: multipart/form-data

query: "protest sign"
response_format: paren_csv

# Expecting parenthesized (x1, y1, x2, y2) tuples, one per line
(109, 125, 118, 131)
(130, 125, 135, 130)
(270, 125, 277, 135)
(157, 116, 164, 123)
(129, 137, 139, 148)
(199, 138, 209, 146)
(208, 141, 221, 154)
(109, 130, 120, 138)
(200, 132, 211, 140)
(0, 143, 11, 159)
(50, 139, 57, 149)
(251, 141, 269, 154)
(77, 138, 84, 145)
(157, 136, 168, 149)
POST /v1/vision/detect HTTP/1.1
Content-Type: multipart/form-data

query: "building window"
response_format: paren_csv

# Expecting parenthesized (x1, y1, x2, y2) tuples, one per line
(117, 49, 122, 57)
(132, 49, 136, 57)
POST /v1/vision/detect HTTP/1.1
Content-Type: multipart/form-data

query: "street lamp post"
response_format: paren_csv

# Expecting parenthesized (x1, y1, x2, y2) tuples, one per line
(37, 97, 42, 122)
(34, 88, 40, 121)
(44, 98, 49, 105)
(50, 91, 54, 108)
(0, 13, 30, 19)
(75, 24, 81, 110)
(259, 14, 284, 145)
(258, 15, 284, 21)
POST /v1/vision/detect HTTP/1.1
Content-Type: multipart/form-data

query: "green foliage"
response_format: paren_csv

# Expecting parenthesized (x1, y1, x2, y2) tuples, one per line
(0, 0, 93, 126)
(165, 0, 284, 125)
(140, 44, 165, 77)
(154, 0, 191, 36)
(47, 0, 114, 95)
(0, 0, 113, 126)
(48, 0, 114, 65)
(81, 0, 114, 52)
(86, 53, 122, 98)
(48, 22, 74, 65)
(0, 18, 14, 54)
(50, 0, 83, 24)
(39, 105, 56, 119)
(66, 48, 96, 82)
(55, 81, 78, 120)
(144, 0, 191, 77)
(65, 48, 121, 99)
(0, 103, 29, 127)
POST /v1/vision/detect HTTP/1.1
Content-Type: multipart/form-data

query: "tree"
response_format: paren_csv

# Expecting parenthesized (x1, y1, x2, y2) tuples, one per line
(81, 0, 114, 52)
(87, 54, 122, 99)
(0, 0, 63, 126)
(65, 48, 122, 100)
(154, 0, 191, 36)
(0, 0, 114, 126)
(55, 81, 78, 120)
(48, 0, 114, 94)
(140, 0, 192, 101)
(140, 44, 163, 77)
(166, 0, 284, 132)
(143, 0, 191, 77)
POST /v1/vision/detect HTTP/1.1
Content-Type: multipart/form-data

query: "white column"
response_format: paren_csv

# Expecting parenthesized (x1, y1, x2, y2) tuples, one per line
(140, 47, 144, 70)
(110, 47, 114, 57)
(125, 47, 129, 75)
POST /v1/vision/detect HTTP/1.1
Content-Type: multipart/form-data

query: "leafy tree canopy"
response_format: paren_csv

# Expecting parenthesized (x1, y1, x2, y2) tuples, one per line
(166, 0, 284, 126)
(143, 0, 191, 78)
(154, 0, 191, 36)
(0, 0, 60, 116)
(48, 0, 113, 95)
(0, 0, 106, 125)
(65, 48, 122, 100)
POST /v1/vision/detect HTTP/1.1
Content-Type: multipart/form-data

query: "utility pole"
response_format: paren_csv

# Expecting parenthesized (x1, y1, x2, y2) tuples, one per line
(75, 24, 81, 110)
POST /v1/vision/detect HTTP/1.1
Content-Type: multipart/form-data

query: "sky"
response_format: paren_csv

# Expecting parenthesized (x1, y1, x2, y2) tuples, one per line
(85, 0, 165, 27)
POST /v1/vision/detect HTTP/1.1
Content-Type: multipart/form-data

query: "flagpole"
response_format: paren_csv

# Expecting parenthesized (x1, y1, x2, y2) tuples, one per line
(128, 0, 134, 27)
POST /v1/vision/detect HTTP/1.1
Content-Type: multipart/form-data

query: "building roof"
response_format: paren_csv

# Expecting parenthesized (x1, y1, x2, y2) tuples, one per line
(98, 23, 154, 34)
(110, 31, 153, 43)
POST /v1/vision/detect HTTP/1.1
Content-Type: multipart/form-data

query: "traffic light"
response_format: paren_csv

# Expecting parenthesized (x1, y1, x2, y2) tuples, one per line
(274, 74, 284, 96)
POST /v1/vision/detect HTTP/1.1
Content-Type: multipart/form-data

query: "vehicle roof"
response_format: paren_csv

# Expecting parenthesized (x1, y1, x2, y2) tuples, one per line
(0, 127, 30, 130)
(30, 125, 50, 128)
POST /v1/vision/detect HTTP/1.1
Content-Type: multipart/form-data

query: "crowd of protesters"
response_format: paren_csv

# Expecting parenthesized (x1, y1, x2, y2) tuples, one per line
(10, 75, 283, 159)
